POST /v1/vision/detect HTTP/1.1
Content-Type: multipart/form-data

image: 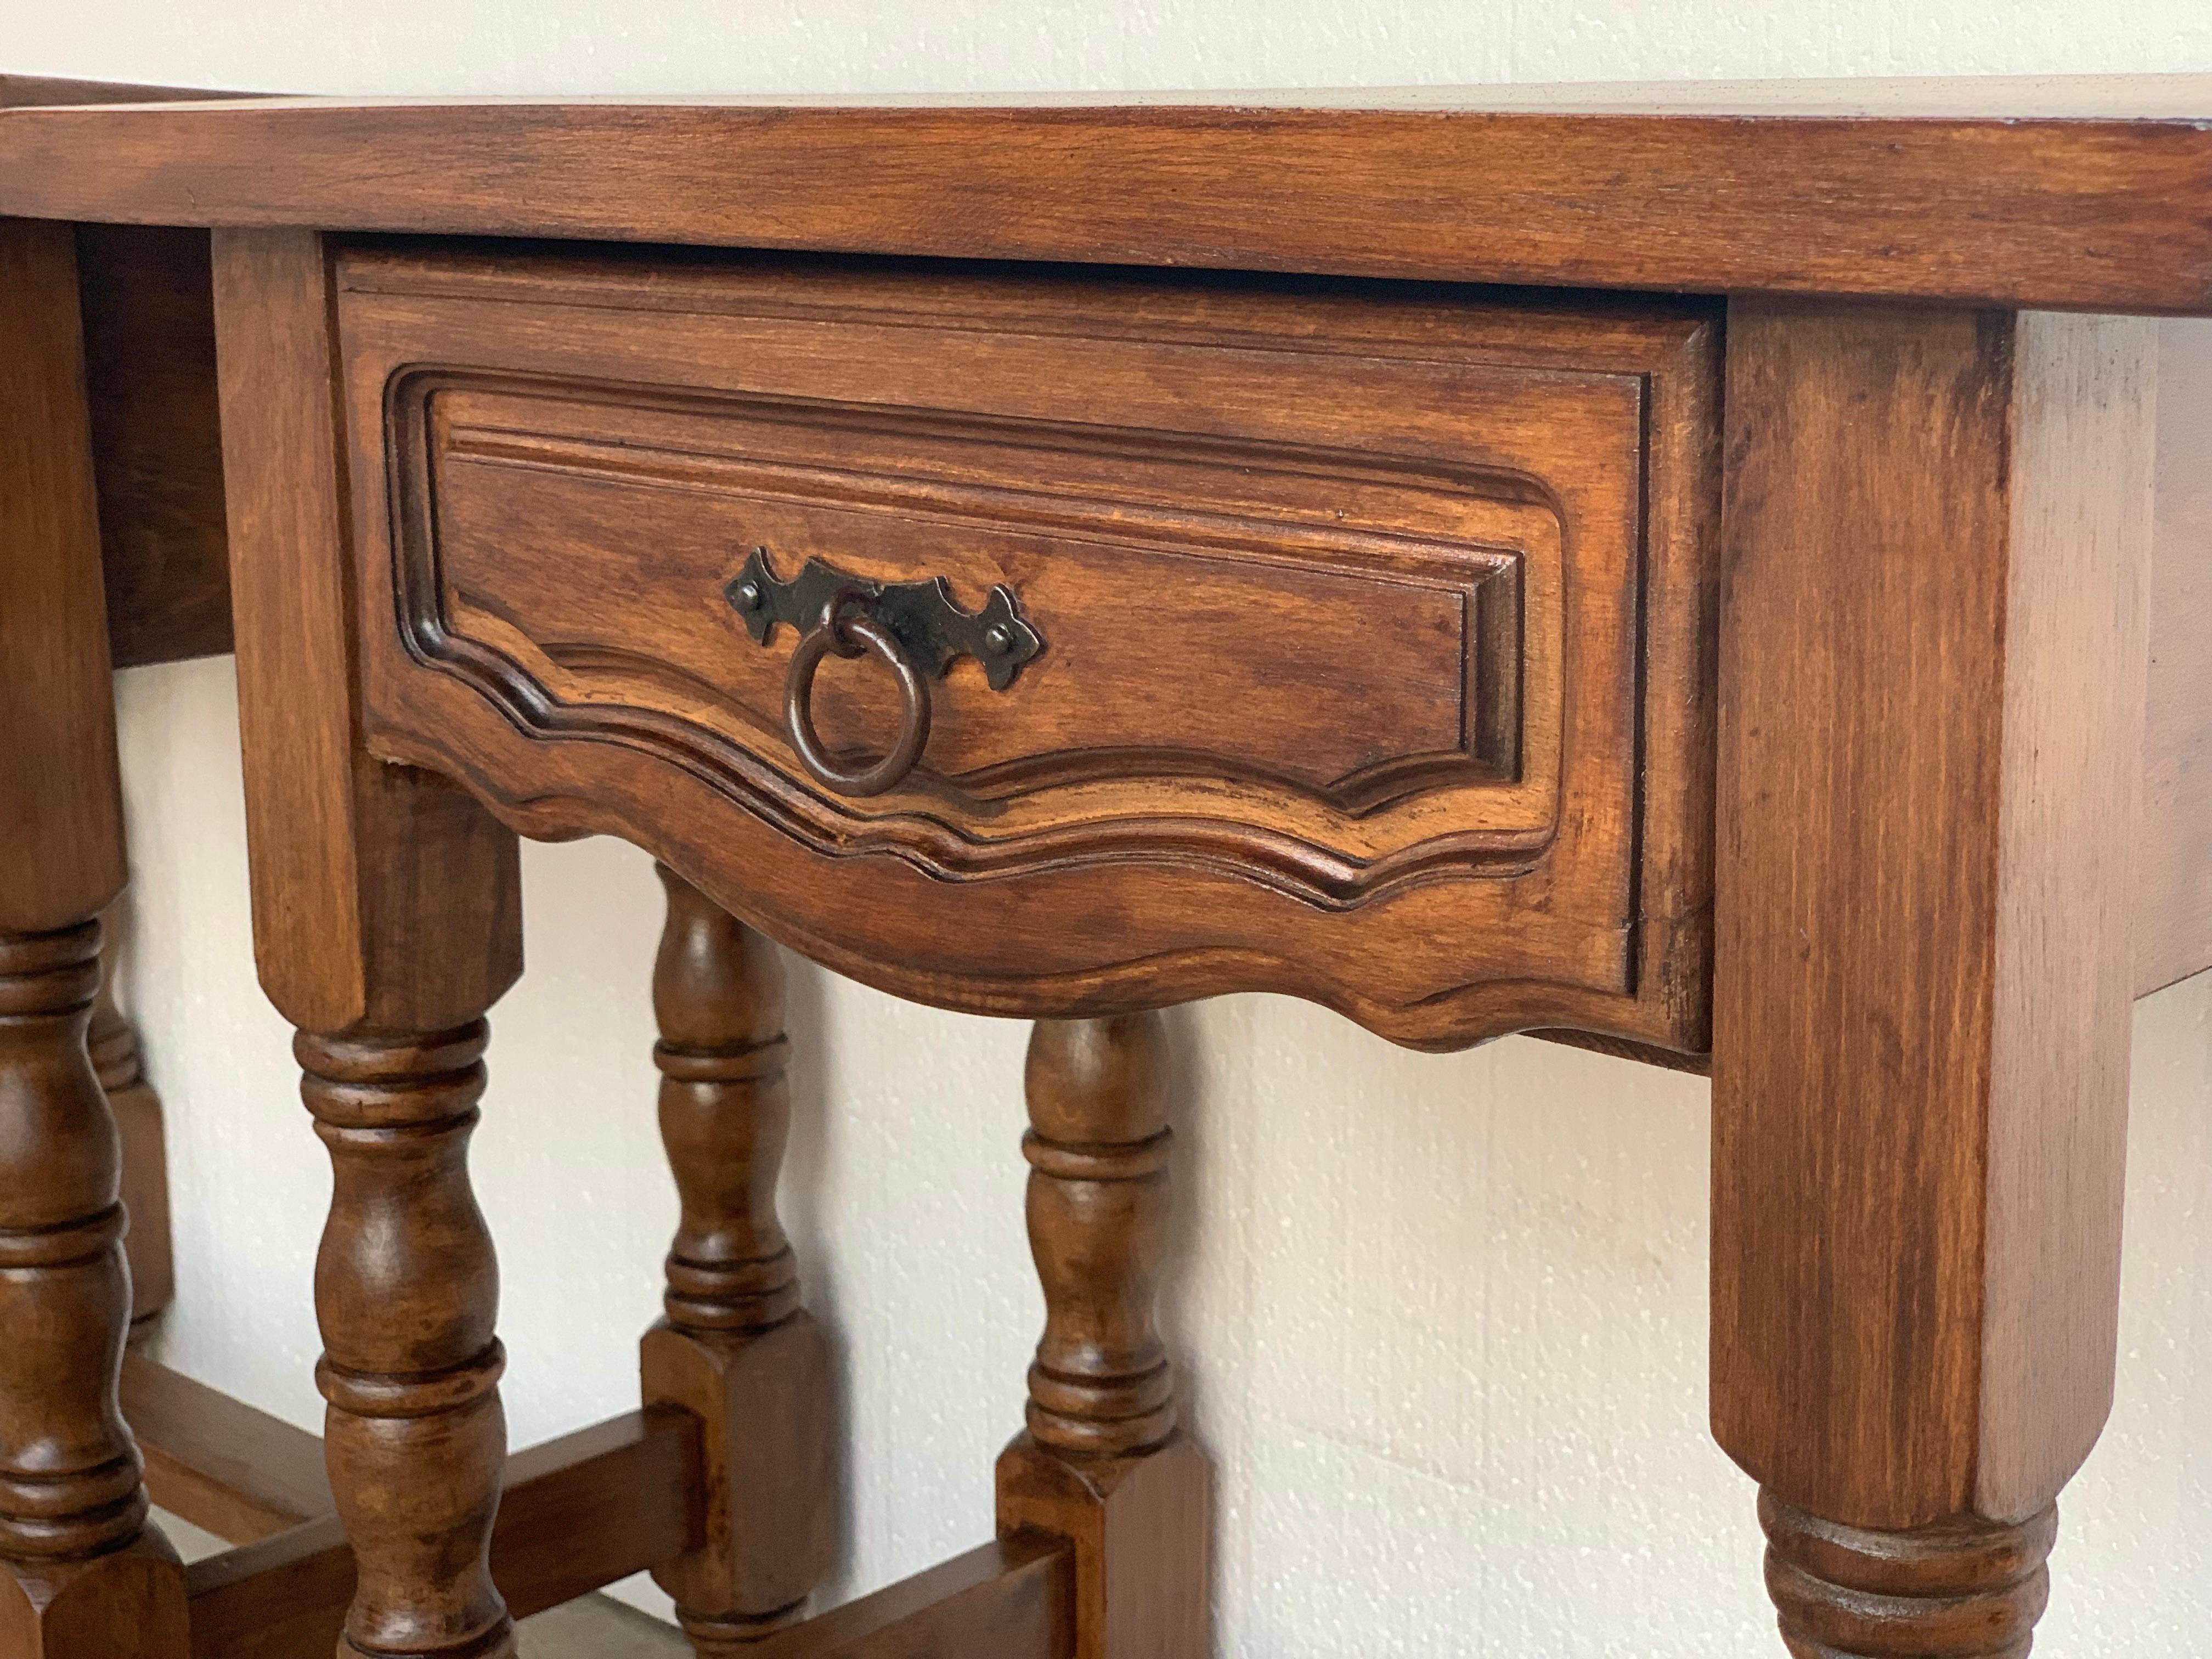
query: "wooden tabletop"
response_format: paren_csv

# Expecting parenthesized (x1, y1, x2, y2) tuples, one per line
(5, 74, 2212, 313)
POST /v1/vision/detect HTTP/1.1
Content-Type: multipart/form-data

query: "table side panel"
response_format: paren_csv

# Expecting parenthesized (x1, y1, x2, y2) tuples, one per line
(77, 223, 233, 668)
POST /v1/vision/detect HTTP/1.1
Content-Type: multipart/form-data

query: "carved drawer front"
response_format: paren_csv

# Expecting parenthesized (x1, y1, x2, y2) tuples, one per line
(336, 247, 1717, 1052)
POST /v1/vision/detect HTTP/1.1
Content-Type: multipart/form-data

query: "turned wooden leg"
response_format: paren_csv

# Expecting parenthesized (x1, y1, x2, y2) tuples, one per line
(301, 1022, 515, 1659)
(641, 867, 834, 1654)
(0, 924, 187, 1655)
(1713, 304, 2155, 1653)
(996, 1015, 1210, 1659)
(0, 217, 187, 1656)
(92, 905, 174, 1328)
(213, 225, 526, 1659)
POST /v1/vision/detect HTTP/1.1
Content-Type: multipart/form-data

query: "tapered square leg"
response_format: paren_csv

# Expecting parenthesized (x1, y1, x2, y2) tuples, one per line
(1713, 303, 2155, 1654)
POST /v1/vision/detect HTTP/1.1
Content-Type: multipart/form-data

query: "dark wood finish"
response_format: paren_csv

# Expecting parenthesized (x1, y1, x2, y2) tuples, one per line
(182, 1520, 352, 1659)
(298, 1024, 514, 1659)
(642, 867, 835, 1651)
(0, 921, 187, 1657)
(1528, 1028, 1713, 1076)
(96, 909, 175, 1324)
(0, 213, 184, 1657)
(212, 225, 526, 1659)
(212, 225, 522, 1040)
(0, 76, 236, 108)
(77, 224, 232, 668)
(1713, 303, 2154, 1651)
(997, 1017, 1209, 1659)
(744, 1537, 1072, 1659)
(0, 217, 127, 935)
(490, 1409, 696, 1626)
(179, 1408, 693, 1659)
(12, 80, 2212, 313)
(2139, 328, 2212, 997)
(339, 245, 1717, 1054)
(120, 1353, 331, 1546)
(0, 80, 238, 667)
(1760, 1492, 2055, 1659)
(23, 72, 2197, 1658)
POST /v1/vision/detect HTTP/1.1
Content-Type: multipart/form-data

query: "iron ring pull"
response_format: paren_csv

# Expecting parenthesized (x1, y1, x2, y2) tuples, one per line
(783, 585, 933, 798)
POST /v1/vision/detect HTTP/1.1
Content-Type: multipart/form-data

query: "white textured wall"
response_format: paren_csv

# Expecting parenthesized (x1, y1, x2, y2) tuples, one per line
(15, 4, 2212, 1652)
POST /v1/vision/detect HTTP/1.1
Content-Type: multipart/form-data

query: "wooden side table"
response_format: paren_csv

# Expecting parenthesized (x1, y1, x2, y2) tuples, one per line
(4, 76, 2211, 1658)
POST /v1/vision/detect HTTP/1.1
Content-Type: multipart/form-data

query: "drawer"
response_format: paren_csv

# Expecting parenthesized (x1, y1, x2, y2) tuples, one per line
(337, 246, 1717, 1052)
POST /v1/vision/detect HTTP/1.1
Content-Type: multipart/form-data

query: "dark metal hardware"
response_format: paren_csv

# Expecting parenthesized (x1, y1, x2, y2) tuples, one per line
(726, 546, 1043, 691)
(728, 548, 1043, 797)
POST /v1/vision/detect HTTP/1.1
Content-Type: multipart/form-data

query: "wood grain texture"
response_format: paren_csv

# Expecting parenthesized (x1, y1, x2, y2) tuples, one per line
(2138, 320, 2212, 997)
(0, 1534, 189, 1659)
(178, 1409, 692, 1659)
(489, 1409, 695, 1626)
(0, 76, 239, 108)
(0, 218, 183, 1655)
(1712, 303, 2153, 1651)
(301, 1023, 514, 1659)
(643, 868, 834, 1651)
(0, 922, 187, 1655)
(212, 223, 552, 1659)
(1979, 312, 2157, 1521)
(121, 1353, 331, 1547)
(341, 246, 1717, 1053)
(744, 1538, 1071, 1659)
(211, 227, 520, 1035)
(997, 1018, 1210, 1659)
(1018, 1018, 1178, 1463)
(1760, 1493, 2054, 1659)
(7, 82, 2212, 312)
(77, 224, 232, 668)
(9, 81, 238, 667)
(0, 217, 125, 934)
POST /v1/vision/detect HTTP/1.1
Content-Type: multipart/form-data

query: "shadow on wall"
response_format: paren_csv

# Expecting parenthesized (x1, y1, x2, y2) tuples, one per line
(777, 953, 856, 1597)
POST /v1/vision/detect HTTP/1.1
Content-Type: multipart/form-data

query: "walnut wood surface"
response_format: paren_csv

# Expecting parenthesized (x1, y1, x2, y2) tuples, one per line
(0, 76, 235, 108)
(0, 79, 237, 668)
(42, 217, 2208, 1010)
(301, 1023, 515, 1659)
(643, 868, 835, 1651)
(212, 226, 522, 1039)
(10, 80, 2212, 313)
(178, 1408, 692, 1659)
(77, 224, 232, 669)
(1712, 303, 2153, 1651)
(1018, 1019, 1178, 1462)
(1760, 1493, 2055, 1658)
(121, 1353, 331, 1547)
(213, 222, 543, 1659)
(341, 245, 1717, 1053)
(997, 1018, 1210, 1659)
(743, 1537, 1072, 1659)
(0, 216, 185, 1655)
(0, 218, 126, 936)
(0, 922, 187, 1656)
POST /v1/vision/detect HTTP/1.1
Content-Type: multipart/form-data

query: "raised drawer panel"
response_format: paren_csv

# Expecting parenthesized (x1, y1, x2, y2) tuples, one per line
(338, 247, 1717, 1051)
(412, 377, 1549, 889)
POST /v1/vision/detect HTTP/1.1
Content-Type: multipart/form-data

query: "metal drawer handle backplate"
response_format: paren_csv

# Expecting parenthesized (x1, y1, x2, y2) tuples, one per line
(726, 546, 1045, 797)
